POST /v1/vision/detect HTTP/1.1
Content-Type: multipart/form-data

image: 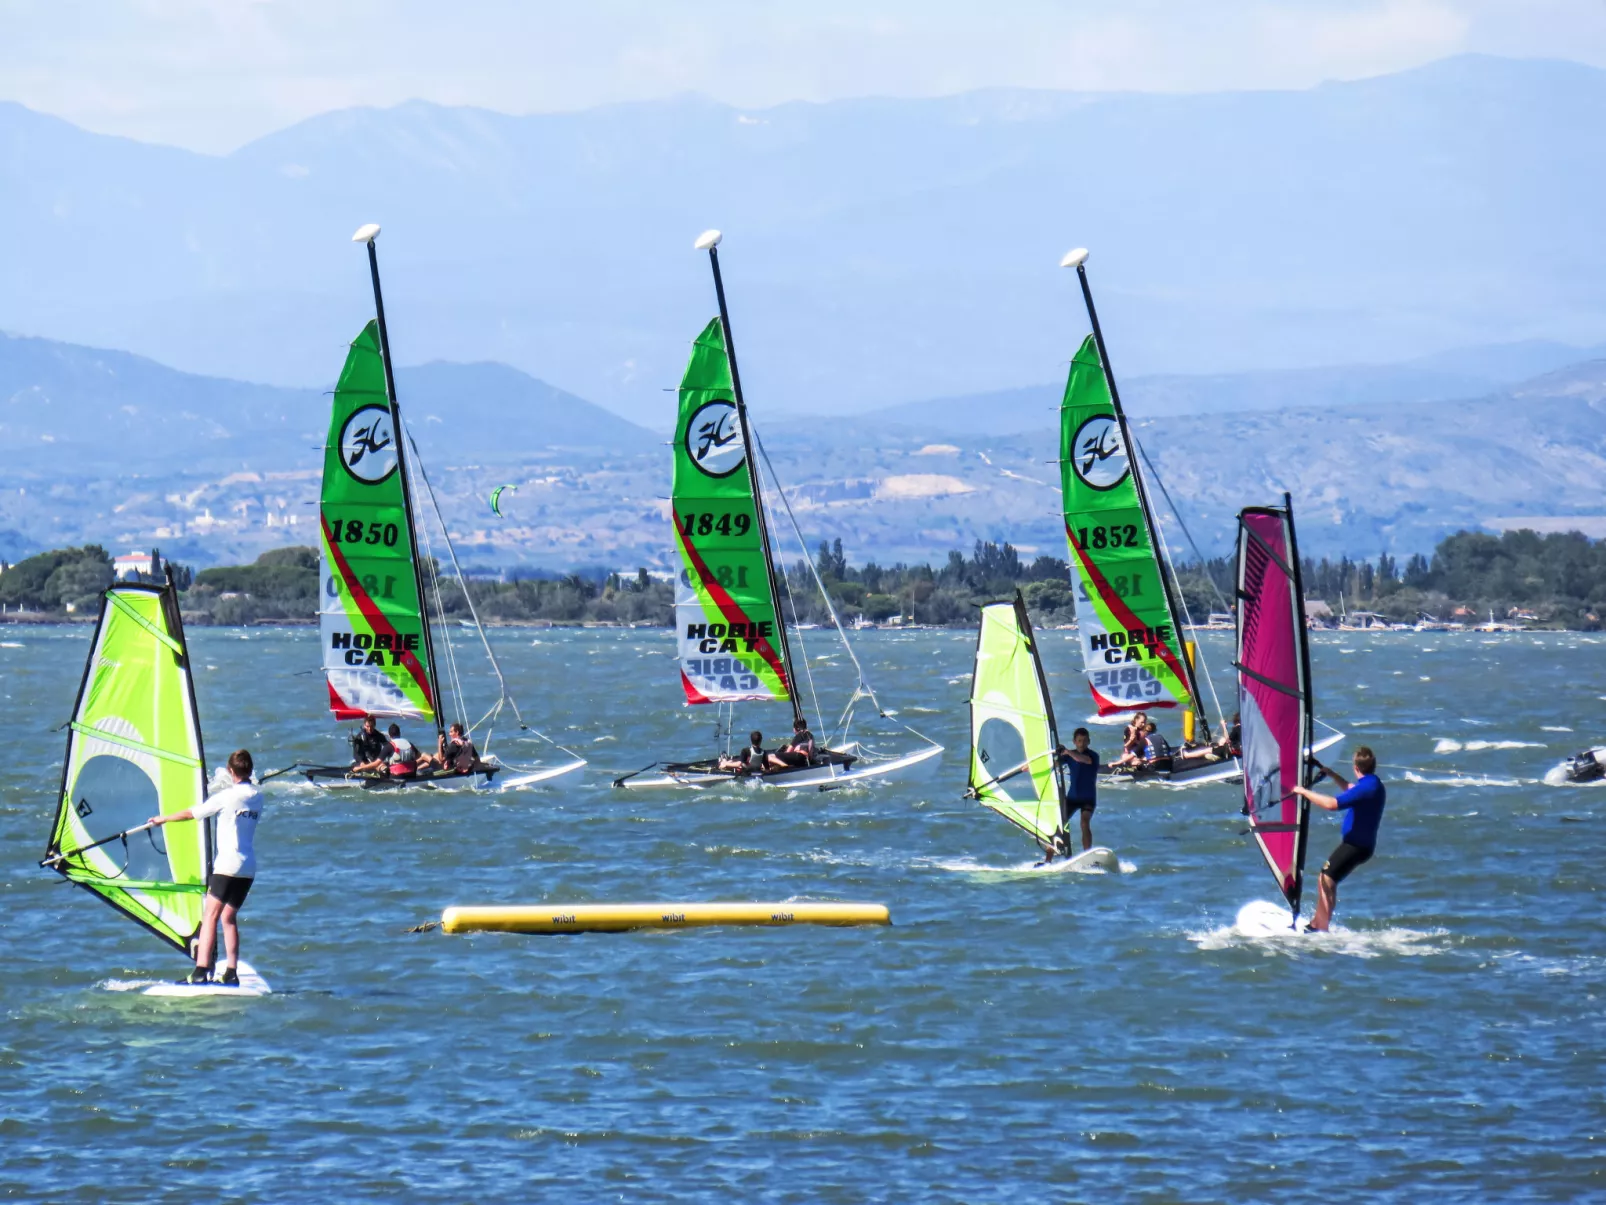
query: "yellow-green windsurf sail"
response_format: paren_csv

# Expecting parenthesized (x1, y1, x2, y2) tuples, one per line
(45, 582, 210, 953)
(967, 593, 1065, 847)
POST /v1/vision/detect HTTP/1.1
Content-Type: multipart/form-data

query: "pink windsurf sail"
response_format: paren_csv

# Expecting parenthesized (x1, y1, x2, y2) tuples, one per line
(1235, 494, 1315, 921)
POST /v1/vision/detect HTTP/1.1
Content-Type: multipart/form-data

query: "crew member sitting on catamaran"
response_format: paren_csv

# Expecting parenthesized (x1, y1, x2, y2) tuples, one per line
(351, 715, 390, 772)
(1142, 719, 1173, 769)
(1213, 712, 1242, 760)
(1056, 727, 1100, 851)
(1110, 714, 1148, 768)
(385, 724, 419, 778)
(717, 731, 768, 775)
(149, 749, 262, 986)
(1293, 747, 1386, 933)
(766, 718, 816, 770)
(419, 722, 477, 774)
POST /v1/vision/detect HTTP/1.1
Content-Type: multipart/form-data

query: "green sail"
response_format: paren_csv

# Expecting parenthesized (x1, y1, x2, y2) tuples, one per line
(318, 320, 436, 722)
(671, 317, 791, 705)
(1060, 333, 1195, 717)
(968, 593, 1064, 846)
(46, 584, 209, 953)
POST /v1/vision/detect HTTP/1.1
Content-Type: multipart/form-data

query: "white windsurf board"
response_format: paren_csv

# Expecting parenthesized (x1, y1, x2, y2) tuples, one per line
(141, 960, 272, 998)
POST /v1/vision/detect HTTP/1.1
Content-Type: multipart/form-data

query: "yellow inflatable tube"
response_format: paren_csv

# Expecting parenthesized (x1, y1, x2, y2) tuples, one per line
(440, 901, 891, 934)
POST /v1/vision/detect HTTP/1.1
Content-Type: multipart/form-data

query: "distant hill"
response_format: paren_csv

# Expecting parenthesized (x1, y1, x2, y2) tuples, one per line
(871, 339, 1606, 433)
(0, 331, 656, 472)
(1, 55, 1604, 424)
(2, 334, 1604, 570)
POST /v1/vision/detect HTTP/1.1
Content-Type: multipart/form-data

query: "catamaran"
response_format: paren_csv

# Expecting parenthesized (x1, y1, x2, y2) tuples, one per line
(615, 230, 941, 789)
(295, 225, 584, 792)
(965, 591, 1118, 869)
(1236, 495, 1343, 926)
(40, 571, 269, 994)
(1057, 248, 1234, 785)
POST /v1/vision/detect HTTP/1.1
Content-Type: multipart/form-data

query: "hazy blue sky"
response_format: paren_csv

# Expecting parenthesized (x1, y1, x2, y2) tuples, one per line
(2, 0, 1603, 152)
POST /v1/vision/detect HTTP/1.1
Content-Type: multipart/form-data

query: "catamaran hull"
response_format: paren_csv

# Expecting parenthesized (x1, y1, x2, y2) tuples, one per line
(616, 743, 943, 790)
(300, 763, 503, 792)
(1101, 731, 1343, 788)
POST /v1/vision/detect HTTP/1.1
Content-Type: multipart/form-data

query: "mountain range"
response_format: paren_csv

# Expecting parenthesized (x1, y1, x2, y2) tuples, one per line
(4, 328, 1604, 570)
(2, 54, 1605, 426)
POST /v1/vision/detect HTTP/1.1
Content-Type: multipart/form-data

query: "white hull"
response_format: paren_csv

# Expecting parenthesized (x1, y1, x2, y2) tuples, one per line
(618, 743, 943, 791)
(496, 759, 588, 791)
(1103, 731, 1343, 789)
(140, 960, 272, 998)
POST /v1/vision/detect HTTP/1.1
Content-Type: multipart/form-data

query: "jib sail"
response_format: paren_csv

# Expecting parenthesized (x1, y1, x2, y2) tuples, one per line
(44, 580, 211, 953)
(1236, 495, 1314, 917)
(671, 316, 793, 705)
(319, 319, 438, 722)
(1059, 332, 1202, 718)
(967, 592, 1066, 848)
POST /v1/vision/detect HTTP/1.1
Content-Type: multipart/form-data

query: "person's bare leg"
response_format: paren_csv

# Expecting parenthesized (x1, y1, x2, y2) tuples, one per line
(196, 893, 223, 969)
(1309, 872, 1337, 931)
(1080, 807, 1094, 852)
(220, 904, 241, 970)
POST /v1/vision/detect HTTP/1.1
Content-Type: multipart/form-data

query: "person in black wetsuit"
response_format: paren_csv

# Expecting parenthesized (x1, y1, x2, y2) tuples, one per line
(351, 716, 391, 773)
(1293, 746, 1387, 933)
(766, 718, 816, 770)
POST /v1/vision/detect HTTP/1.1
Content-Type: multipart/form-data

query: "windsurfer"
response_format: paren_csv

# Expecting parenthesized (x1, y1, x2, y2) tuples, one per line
(351, 715, 391, 772)
(149, 749, 262, 987)
(766, 718, 817, 770)
(1056, 726, 1100, 851)
(1292, 747, 1386, 933)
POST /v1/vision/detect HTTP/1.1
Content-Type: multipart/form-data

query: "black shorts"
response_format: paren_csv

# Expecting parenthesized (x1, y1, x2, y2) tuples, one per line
(1322, 843, 1374, 885)
(1068, 799, 1097, 815)
(206, 873, 253, 909)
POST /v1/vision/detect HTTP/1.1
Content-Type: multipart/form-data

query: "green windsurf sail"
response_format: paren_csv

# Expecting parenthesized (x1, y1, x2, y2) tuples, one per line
(318, 319, 440, 723)
(1060, 333, 1204, 719)
(967, 592, 1066, 848)
(43, 580, 210, 953)
(671, 316, 794, 705)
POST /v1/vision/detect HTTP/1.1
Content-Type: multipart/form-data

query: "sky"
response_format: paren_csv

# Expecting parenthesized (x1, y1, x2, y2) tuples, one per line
(1, 0, 1604, 152)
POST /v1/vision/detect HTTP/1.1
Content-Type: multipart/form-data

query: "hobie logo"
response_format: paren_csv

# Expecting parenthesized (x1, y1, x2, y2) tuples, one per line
(1071, 416, 1129, 491)
(685, 400, 745, 477)
(339, 405, 398, 484)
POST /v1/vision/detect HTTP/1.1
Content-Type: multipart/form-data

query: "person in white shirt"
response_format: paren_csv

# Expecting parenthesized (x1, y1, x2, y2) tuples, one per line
(149, 748, 263, 987)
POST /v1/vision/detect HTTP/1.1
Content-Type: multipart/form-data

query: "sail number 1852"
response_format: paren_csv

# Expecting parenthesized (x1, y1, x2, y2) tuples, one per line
(1075, 524, 1140, 551)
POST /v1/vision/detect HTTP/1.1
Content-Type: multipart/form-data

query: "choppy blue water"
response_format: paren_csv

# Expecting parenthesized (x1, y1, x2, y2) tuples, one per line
(1, 626, 1602, 1202)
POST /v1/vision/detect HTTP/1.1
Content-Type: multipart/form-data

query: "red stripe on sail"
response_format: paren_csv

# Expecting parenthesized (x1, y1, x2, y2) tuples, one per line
(680, 671, 712, 705)
(1090, 683, 1178, 716)
(1067, 523, 1191, 702)
(327, 680, 366, 722)
(674, 515, 790, 694)
(321, 513, 434, 714)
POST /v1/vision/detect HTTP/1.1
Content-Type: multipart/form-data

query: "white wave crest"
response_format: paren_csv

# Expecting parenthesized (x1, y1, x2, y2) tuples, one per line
(1432, 739, 1543, 753)
(1188, 900, 1448, 958)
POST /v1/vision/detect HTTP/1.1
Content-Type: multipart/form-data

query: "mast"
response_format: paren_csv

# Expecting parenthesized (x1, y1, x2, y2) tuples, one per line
(698, 231, 804, 728)
(354, 224, 445, 746)
(1065, 249, 1211, 732)
(1285, 491, 1314, 919)
(1016, 591, 1069, 828)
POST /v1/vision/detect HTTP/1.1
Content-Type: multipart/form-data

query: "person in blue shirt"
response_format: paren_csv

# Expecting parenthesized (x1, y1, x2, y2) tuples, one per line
(1054, 727, 1101, 854)
(1294, 746, 1386, 932)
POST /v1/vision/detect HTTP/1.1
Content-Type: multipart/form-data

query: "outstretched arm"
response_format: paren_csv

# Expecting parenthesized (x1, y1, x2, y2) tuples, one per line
(149, 808, 195, 826)
(1292, 785, 1339, 810)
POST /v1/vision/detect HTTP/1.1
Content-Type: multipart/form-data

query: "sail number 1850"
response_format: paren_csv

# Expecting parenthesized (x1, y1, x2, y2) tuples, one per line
(328, 518, 400, 547)
(1075, 524, 1140, 550)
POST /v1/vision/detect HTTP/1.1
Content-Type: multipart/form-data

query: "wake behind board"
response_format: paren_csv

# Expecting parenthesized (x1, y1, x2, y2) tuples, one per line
(1232, 899, 1304, 937)
(140, 960, 272, 998)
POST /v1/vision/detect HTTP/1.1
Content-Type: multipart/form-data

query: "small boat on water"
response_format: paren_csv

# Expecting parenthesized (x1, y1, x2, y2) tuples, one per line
(295, 227, 584, 792)
(1056, 248, 1234, 787)
(615, 231, 940, 790)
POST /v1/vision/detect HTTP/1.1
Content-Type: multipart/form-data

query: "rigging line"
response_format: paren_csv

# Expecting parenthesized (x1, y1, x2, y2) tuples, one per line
(752, 430, 881, 717)
(1130, 434, 1233, 615)
(407, 448, 471, 740)
(404, 431, 585, 767)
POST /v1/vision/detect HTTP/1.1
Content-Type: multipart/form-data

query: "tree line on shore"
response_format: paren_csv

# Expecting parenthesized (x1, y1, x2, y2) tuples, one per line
(3, 528, 1604, 630)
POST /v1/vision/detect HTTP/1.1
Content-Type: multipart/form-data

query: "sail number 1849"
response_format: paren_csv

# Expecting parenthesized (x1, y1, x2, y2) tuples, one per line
(681, 511, 752, 538)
